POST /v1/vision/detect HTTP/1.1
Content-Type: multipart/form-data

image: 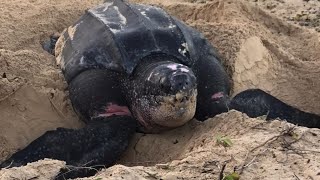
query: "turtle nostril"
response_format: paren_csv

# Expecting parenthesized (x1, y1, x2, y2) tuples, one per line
(181, 96, 188, 102)
(170, 73, 195, 93)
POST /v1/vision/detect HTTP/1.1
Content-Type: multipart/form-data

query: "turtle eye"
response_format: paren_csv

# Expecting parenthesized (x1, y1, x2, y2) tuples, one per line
(158, 77, 172, 93)
(159, 77, 166, 89)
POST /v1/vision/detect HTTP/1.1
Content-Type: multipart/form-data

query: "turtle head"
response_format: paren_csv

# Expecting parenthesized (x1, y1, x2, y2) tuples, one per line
(130, 59, 197, 133)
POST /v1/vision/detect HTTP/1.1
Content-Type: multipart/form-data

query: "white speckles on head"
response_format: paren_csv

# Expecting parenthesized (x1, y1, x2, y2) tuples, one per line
(167, 64, 178, 70)
(166, 64, 190, 72)
(146, 64, 190, 82)
(180, 68, 190, 73)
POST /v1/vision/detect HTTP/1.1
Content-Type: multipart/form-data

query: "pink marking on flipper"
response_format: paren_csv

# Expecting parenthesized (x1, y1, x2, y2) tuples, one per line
(211, 92, 224, 100)
(98, 103, 132, 117)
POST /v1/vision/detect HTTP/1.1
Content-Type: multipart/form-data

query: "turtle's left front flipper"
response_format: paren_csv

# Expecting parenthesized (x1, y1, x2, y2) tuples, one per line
(230, 89, 320, 128)
(0, 116, 137, 179)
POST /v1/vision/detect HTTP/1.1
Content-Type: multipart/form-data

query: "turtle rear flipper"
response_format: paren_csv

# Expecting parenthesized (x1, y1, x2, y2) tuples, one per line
(42, 33, 60, 55)
(230, 89, 320, 128)
(0, 116, 137, 179)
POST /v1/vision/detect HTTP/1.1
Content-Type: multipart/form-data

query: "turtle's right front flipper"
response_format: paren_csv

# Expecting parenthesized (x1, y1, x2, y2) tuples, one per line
(0, 116, 137, 179)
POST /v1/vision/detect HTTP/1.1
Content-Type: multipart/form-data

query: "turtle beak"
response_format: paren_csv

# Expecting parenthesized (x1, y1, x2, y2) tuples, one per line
(161, 89, 196, 106)
(153, 89, 197, 128)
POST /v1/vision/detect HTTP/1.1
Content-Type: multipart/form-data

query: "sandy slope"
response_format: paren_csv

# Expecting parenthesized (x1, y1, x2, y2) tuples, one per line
(0, 0, 319, 179)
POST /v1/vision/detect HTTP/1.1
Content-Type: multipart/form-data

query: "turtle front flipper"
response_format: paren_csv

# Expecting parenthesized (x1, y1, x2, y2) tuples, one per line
(0, 116, 137, 179)
(230, 89, 320, 128)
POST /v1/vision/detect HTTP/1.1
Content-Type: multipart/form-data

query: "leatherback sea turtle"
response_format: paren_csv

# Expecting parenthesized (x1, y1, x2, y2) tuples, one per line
(1, 0, 319, 179)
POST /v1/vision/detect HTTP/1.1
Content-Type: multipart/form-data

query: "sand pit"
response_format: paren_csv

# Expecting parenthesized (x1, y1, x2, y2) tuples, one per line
(0, 0, 319, 179)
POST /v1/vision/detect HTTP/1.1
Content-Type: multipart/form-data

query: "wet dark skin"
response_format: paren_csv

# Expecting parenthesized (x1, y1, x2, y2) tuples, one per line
(1, 0, 319, 179)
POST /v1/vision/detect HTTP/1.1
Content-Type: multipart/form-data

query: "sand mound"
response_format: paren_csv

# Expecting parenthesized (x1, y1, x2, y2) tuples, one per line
(2, 111, 320, 179)
(0, 0, 319, 179)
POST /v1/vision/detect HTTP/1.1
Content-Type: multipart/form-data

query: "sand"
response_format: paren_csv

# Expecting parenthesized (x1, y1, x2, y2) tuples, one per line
(0, 0, 319, 179)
